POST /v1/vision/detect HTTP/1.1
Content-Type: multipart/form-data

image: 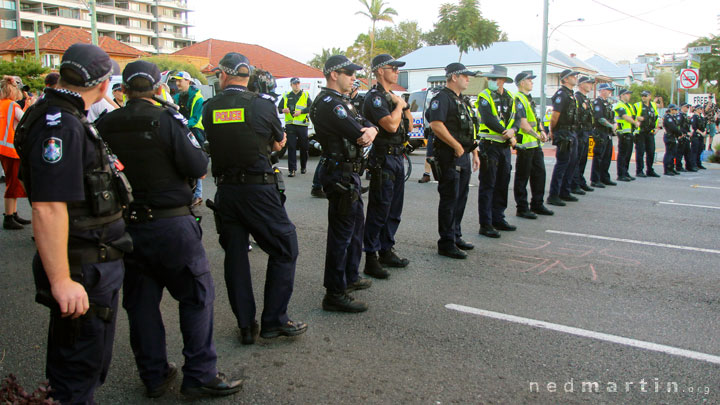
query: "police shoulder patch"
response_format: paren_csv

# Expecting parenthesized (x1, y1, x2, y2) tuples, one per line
(555, 97, 562, 104)
(42, 137, 62, 163)
(334, 104, 348, 119)
(431, 100, 440, 110)
(187, 132, 201, 148)
(45, 109, 62, 128)
(595, 106, 601, 111)
(373, 96, 382, 108)
(172, 111, 188, 126)
(323, 95, 332, 103)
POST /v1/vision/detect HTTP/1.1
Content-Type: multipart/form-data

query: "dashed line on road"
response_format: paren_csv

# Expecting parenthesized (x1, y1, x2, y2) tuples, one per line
(545, 230, 720, 255)
(659, 201, 720, 210)
(446, 304, 720, 366)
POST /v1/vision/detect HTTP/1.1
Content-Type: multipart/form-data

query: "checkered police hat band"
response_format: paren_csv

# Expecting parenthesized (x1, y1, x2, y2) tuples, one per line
(60, 60, 112, 87)
(447, 69, 470, 76)
(324, 60, 353, 75)
(220, 63, 249, 76)
(124, 72, 159, 89)
(372, 59, 394, 71)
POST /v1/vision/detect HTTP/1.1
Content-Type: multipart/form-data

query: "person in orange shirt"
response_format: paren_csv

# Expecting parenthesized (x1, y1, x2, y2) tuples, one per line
(0, 76, 30, 230)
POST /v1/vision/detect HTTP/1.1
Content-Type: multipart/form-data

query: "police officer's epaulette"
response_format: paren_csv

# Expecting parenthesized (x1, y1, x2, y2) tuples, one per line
(259, 93, 277, 103)
(169, 110, 189, 126)
(45, 106, 62, 128)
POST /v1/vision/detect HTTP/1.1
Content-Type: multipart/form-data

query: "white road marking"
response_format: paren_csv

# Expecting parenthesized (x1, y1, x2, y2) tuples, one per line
(691, 185, 720, 190)
(659, 201, 720, 210)
(545, 230, 720, 255)
(446, 304, 720, 366)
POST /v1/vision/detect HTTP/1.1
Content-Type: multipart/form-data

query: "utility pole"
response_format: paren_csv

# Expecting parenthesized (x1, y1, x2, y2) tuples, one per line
(670, 52, 675, 105)
(89, 0, 98, 45)
(540, 0, 550, 115)
(33, 20, 39, 58)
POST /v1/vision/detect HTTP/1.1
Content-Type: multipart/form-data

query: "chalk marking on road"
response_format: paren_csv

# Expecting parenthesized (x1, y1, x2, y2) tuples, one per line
(691, 184, 720, 190)
(445, 304, 720, 366)
(545, 230, 720, 255)
(659, 201, 720, 210)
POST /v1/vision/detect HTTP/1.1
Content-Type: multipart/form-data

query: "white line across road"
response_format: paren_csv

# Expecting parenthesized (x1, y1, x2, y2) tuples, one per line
(445, 304, 720, 366)
(659, 201, 720, 210)
(691, 185, 720, 190)
(545, 230, 720, 255)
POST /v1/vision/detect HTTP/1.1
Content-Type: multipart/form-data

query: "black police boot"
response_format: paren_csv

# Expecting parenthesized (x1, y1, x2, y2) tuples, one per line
(531, 205, 555, 216)
(438, 245, 468, 259)
(676, 167, 686, 172)
(13, 213, 31, 225)
(378, 249, 409, 268)
(260, 320, 308, 339)
(363, 252, 389, 279)
(146, 362, 178, 398)
(288, 170, 296, 177)
(492, 220, 517, 231)
(3, 214, 23, 230)
(455, 238, 474, 250)
(560, 194, 579, 202)
(301, 168, 307, 174)
(590, 181, 605, 188)
(687, 167, 698, 172)
(546, 195, 566, 206)
(517, 209, 538, 219)
(617, 176, 631, 182)
(602, 180, 617, 186)
(322, 292, 368, 313)
(647, 170, 660, 178)
(346, 278, 372, 293)
(239, 320, 259, 345)
(636, 172, 647, 178)
(698, 165, 707, 170)
(580, 184, 594, 192)
(664, 170, 676, 176)
(479, 224, 500, 238)
(311, 188, 326, 198)
(418, 173, 431, 183)
(180, 373, 243, 397)
(570, 187, 586, 195)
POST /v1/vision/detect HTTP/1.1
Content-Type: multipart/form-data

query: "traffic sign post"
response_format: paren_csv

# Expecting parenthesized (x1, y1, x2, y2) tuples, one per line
(688, 46, 711, 54)
(679, 68, 699, 89)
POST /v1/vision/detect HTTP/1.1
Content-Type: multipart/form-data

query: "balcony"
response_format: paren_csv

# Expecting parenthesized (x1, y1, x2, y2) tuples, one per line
(156, 14, 190, 25)
(95, 4, 154, 20)
(155, 0, 189, 10)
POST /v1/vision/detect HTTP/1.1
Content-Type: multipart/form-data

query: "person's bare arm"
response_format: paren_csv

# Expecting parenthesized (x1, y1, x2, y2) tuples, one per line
(430, 121, 464, 157)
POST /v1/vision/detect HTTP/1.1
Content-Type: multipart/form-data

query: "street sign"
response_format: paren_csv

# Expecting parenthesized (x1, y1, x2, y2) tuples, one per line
(688, 46, 711, 54)
(679, 68, 699, 89)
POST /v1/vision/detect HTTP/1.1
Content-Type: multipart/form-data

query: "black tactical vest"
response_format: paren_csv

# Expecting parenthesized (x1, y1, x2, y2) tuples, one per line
(365, 86, 405, 146)
(14, 94, 132, 231)
(204, 89, 271, 176)
(441, 87, 475, 148)
(310, 89, 364, 161)
(575, 92, 593, 130)
(555, 86, 578, 129)
(98, 101, 191, 207)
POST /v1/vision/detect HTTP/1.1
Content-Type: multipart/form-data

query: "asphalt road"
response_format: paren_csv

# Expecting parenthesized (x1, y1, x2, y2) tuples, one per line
(1, 143, 719, 404)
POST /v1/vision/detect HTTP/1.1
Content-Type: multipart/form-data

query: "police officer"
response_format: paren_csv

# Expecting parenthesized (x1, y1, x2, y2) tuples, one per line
(676, 103, 692, 172)
(476, 65, 518, 237)
(96, 60, 242, 398)
(204, 52, 307, 341)
(590, 83, 617, 188)
(512, 70, 553, 219)
(613, 89, 639, 181)
(571, 76, 595, 194)
(311, 55, 377, 311)
(634, 90, 661, 177)
(14, 43, 131, 404)
(428, 63, 480, 256)
(690, 105, 707, 170)
(361, 54, 410, 279)
(663, 104, 681, 175)
(279, 77, 312, 176)
(350, 79, 364, 111)
(547, 69, 581, 206)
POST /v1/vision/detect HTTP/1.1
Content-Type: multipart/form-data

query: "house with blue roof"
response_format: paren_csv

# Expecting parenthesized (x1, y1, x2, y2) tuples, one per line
(584, 55, 634, 88)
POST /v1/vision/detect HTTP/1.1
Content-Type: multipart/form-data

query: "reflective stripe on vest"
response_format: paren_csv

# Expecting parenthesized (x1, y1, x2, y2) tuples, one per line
(283, 91, 309, 126)
(634, 101, 659, 129)
(190, 90, 204, 130)
(514, 92, 542, 149)
(475, 89, 515, 143)
(0, 99, 18, 158)
(613, 101, 635, 134)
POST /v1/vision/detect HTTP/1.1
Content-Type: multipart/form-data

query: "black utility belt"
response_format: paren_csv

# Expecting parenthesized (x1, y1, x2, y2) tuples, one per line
(322, 158, 364, 174)
(376, 144, 405, 156)
(128, 205, 191, 223)
(217, 172, 277, 185)
(67, 232, 132, 266)
(481, 139, 509, 147)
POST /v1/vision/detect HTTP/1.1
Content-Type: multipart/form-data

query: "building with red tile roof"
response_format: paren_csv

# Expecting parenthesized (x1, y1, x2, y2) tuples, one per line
(172, 38, 323, 79)
(0, 27, 148, 67)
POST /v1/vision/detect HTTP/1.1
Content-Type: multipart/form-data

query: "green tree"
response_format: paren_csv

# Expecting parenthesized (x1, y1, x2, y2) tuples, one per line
(426, 0, 503, 61)
(307, 47, 345, 70)
(685, 35, 719, 97)
(356, 0, 398, 74)
(628, 82, 669, 106)
(346, 20, 425, 68)
(0, 55, 50, 91)
(140, 56, 208, 84)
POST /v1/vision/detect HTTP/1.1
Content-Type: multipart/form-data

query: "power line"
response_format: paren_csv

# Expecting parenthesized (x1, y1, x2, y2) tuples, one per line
(554, 29, 613, 61)
(589, 0, 702, 38)
(581, 0, 687, 27)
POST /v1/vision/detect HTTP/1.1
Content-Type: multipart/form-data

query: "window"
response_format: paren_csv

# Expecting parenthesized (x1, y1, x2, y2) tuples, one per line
(129, 35, 141, 43)
(129, 19, 141, 28)
(43, 54, 60, 68)
(1, 19, 17, 29)
(129, 2, 140, 11)
(1, 1, 16, 10)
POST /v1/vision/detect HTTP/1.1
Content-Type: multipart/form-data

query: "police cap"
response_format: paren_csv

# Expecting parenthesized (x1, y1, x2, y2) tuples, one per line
(218, 52, 252, 77)
(371, 54, 405, 71)
(324, 55, 363, 75)
(578, 76, 595, 84)
(59, 43, 113, 87)
(618, 89, 631, 96)
(514, 70, 536, 83)
(598, 83, 614, 91)
(112, 82, 122, 91)
(123, 60, 161, 91)
(668, 104, 678, 110)
(445, 62, 478, 77)
(559, 69, 580, 81)
(641, 90, 651, 97)
(290, 77, 300, 84)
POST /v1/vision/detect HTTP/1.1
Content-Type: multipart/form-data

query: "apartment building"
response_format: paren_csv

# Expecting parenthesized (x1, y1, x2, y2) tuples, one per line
(0, 0, 193, 54)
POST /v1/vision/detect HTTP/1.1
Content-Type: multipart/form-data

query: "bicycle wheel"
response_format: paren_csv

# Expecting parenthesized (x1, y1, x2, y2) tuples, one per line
(403, 153, 412, 182)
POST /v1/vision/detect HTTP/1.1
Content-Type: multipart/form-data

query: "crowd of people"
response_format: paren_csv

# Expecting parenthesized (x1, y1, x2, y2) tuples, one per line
(1, 42, 718, 404)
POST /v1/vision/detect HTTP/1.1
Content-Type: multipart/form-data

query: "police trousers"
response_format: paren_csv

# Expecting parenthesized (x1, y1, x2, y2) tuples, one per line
(549, 130, 578, 197)
(590, 132, 613, 183)
(663, 134, 677, 172)
(436, 148, 471, 250)
(215, 184, 298, 329)
(286, 124, 309, 172)
(122, 215, 218, 390)
(364, 152, 405, 254)
(478, 142, 511, 225)
(635, 129, 656, 174)
(572, 129, 591, 188)
(676, 137, 691, 169)
(691, 134, 704, 169)
(33, 254, 124, 405)
(514, 146, 546, 211)
(318, 166, 364, 293)
(616, 133, 634, 178)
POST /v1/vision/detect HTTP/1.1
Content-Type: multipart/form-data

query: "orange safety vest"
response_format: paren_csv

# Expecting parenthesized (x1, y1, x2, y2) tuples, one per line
(0, 99, 19, 159)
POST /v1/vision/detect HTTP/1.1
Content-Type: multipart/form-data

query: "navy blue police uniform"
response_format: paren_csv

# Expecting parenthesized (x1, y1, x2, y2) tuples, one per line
(635, 98, 659, 177)
(96, 60, 241, 397)
(690, 110, 706, 170)
(590, 92, 616, 186)
(548, 80, 580, 201)
(428, 84, 476, 253)
(363, 81, 409, 273)
(663, 107, 680, 175)
(14, 44, 131, 404)
(572, 87, 594, 191)
(204, 53, 306, 341)
(676, 108, 692, 171)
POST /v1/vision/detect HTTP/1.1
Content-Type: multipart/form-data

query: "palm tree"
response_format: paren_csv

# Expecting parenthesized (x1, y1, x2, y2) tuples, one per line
(356, 0, 397, 76)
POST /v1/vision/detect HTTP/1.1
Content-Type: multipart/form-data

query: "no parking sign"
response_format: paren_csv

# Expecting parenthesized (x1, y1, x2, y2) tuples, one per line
(679, 69, 699, 89)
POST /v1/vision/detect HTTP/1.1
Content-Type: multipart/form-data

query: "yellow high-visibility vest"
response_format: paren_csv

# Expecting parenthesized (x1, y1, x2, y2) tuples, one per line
(282, 90, 309, 126)
(475, 88, 516, 143)
(514, 92, 543, 149)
